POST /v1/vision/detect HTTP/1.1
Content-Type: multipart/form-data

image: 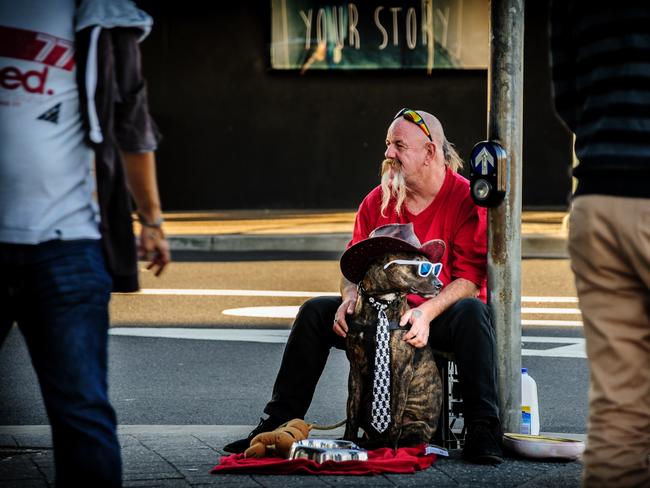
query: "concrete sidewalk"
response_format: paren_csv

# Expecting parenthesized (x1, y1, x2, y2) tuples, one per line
(154, 210, 569, 258)
(0, 425, 584, 487)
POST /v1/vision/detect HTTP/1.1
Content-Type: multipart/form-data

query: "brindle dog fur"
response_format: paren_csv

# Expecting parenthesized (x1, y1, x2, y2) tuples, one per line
(344, 251, 443, 449)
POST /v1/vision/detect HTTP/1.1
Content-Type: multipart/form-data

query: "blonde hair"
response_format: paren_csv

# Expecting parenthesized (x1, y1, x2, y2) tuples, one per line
(442, 139, 463, 172)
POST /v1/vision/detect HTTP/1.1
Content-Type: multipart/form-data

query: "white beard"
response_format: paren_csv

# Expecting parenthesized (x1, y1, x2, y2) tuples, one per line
(380, 159, 407, 217)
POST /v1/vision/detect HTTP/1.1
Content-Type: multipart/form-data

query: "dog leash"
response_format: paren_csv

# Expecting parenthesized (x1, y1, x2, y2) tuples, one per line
(308, 419, 347, 431)
(272, 418, 346, 433)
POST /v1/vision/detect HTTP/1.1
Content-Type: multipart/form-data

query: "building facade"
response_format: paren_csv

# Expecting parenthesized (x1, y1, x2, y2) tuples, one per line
(138, 1, 572, 210)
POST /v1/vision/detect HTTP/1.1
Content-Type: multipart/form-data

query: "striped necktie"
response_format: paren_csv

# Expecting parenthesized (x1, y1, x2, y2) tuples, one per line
(369, 297, 391, 433)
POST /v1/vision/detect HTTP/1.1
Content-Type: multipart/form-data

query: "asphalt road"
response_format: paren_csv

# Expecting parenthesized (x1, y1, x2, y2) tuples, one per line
(0, 253, 587, 435)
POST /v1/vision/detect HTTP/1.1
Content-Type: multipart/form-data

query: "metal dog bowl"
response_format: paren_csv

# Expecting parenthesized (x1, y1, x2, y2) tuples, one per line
(288, 439, 368, 463)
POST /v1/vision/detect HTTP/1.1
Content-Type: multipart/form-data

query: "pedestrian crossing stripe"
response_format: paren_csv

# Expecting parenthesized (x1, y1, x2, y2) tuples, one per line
(108, 328, 587, 359)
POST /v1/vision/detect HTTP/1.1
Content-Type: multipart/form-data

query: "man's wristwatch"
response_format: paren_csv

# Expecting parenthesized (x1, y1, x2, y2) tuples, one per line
(137, 213, 164, 229)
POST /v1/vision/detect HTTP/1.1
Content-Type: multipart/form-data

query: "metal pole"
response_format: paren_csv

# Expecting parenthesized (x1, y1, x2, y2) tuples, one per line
(487, 0, 524, 434)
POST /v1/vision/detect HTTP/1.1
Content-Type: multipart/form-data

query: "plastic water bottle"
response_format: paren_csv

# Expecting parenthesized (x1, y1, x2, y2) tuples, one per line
(521, 368, 540, 435)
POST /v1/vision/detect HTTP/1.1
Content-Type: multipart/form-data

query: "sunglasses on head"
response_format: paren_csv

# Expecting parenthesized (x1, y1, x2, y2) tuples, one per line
(383, 259, 443, 278)
(393, 108, 433, 142)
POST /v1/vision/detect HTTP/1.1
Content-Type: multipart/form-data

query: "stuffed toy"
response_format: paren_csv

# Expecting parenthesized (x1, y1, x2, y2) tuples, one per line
(244, 418, 312, 458)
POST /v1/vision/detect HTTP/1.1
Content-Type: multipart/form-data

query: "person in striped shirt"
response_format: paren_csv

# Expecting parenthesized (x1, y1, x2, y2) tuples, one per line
(550, 2, 650, 486)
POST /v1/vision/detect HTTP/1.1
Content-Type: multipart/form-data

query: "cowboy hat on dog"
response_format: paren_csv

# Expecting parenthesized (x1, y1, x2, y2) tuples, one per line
(340, 223, 446, 284)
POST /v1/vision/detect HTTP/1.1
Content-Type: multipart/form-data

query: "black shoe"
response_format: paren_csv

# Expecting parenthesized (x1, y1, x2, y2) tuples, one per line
(462, 419, 504, 465)
(222, 416, 286, 454)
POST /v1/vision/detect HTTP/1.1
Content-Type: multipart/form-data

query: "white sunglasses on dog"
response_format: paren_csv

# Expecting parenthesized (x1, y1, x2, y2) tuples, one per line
(383, 259, 443, 278)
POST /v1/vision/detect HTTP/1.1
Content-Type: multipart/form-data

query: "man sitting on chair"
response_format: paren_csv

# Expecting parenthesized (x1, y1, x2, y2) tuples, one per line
(224, 109, 502, 464)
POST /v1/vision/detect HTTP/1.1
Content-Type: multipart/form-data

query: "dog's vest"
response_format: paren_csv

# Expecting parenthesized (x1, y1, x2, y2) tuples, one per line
(346, 319, 409, 333)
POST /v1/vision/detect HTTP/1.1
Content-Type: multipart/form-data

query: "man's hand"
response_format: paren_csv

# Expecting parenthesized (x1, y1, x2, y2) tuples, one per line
(122, 150, 170, 276)
(333, 297, 356, 338)
(334, 277, 359, 338)
(400, 278, 480, 347)
(138, 225, 170, 276)
(400, 307, 432, 348)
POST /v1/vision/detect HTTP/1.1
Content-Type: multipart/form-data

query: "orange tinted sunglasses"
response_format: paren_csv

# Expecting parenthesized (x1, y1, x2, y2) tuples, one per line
(393, 108, 433, 141)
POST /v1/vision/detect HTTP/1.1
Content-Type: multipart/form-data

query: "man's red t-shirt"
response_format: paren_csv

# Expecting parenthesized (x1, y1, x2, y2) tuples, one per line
(348, 167, 488, 305)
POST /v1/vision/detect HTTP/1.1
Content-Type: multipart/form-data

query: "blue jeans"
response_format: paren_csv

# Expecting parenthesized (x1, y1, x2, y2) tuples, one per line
(0, 239, 121, 487)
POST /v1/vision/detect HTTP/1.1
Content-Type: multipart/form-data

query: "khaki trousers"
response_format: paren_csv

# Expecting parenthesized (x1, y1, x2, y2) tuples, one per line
(569, 195, 650, 488)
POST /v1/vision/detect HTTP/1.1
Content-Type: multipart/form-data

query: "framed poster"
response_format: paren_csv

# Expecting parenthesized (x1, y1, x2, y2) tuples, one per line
(271, 0, 489, 72)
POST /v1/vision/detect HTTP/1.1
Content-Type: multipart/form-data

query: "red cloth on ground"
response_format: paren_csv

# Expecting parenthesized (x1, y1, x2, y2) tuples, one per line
(211, 445, 436, 476)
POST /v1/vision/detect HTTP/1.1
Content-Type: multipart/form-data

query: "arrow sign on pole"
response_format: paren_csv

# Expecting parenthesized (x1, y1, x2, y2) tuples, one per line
(469, 140, 506, 207)
(475, 147, 495, 175)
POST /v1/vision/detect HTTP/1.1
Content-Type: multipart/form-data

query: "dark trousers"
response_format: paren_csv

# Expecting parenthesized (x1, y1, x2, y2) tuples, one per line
(265, 296, 499, 425)
(0, 239, 122, 487)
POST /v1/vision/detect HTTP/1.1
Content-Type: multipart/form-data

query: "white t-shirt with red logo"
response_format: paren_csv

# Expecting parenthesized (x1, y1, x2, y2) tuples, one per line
(0, 0, 100, 244)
